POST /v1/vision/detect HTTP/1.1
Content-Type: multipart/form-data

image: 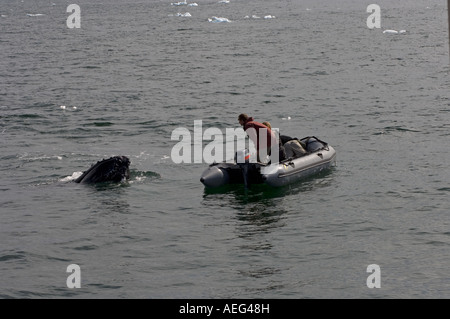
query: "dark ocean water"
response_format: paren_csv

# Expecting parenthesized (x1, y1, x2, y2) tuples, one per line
(1, 0, 449, 298)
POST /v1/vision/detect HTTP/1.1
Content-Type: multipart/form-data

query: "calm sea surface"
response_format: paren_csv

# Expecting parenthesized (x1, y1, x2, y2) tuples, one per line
(1, 0, 449, 298)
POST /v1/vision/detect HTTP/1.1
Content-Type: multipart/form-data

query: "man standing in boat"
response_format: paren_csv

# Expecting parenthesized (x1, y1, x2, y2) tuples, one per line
(238, 113, 279, 163)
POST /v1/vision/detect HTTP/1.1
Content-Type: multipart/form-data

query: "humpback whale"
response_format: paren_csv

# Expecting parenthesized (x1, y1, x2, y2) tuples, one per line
(75, 156, 130, 184)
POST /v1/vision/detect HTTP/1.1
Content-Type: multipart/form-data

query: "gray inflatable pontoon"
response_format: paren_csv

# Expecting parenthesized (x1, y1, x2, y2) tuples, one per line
(200, 136, 336, 188)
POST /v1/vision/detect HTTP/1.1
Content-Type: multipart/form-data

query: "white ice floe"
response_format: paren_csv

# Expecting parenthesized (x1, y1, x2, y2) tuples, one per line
(26, 13, 45, 17)
(171, 1, 198, 7)
(171, 1, 187, 5)
(218, 0, 230, 3)
(383, 29, 407, 35)
(244, 15, 275, 19)
(208, 16, 231, 23)
(176, 12, 192, 17)
(60, 105, 78, 110)
(281, 116, 291, 120)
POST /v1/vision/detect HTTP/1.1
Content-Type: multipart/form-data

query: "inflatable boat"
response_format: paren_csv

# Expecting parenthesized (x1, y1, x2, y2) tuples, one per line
(200, 136, 336, 188)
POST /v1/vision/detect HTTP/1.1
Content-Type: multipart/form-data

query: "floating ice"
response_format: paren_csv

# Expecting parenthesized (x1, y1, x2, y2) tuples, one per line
(208, 16, 231, 23)
(188, 3, 198, 6)
(60, 105, 78, 110)
(176, 12, 192, 17)
(244, 15, 275, 19)
(218, 0, 230, 3)
(26, 13, 45, 17)
(171, 1, 187, 5)
(383, 29, 407, 35)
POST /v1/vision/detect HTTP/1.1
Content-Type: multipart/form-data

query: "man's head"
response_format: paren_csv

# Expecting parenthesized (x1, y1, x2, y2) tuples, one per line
(238, 113, 249, 126)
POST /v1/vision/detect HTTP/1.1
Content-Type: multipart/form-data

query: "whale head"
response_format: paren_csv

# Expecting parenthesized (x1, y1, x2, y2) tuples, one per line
(75, 156, 130, 184)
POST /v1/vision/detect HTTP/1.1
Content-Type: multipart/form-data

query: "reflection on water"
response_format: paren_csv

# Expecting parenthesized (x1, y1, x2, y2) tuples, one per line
(201, 168, 337, 239)
(238, 266, 282, 279)
(202, 167, 336, 201)
(83, 182, 131, 214)
(201, 168, 337, 293)
(74, 182, 134, 242)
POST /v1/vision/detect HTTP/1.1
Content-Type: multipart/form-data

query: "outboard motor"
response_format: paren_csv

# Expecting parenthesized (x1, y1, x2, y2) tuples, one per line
(235, 149, 251, 189)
